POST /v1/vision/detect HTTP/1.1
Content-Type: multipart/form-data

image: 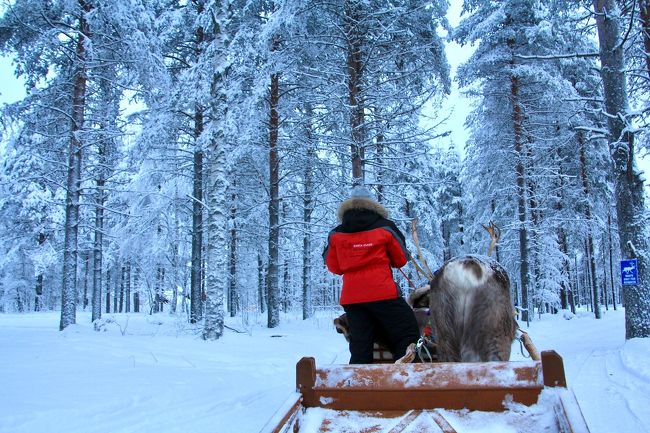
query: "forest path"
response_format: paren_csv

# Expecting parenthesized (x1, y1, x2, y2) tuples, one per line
(519, 309, 648, 433)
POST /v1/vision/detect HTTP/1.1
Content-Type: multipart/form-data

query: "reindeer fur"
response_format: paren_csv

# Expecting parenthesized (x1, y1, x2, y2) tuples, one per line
(420, 255, 516, 362)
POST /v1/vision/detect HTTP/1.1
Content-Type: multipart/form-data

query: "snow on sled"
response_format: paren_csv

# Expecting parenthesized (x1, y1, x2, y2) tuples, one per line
(259, 350, 590, 433)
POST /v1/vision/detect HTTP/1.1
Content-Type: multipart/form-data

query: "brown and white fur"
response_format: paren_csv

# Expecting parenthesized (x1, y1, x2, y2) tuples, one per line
(409, 255, 516, 362)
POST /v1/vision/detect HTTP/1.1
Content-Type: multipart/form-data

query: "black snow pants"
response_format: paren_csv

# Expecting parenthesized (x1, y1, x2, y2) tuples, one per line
(343, 297, 420, 364)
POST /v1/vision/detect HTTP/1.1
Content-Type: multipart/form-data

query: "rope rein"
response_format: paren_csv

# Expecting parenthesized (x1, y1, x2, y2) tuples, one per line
(398, 267, 419, 290)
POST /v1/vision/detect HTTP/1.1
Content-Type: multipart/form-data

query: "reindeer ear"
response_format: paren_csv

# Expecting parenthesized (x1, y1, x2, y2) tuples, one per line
(408, 284, 431, 308)
(334, 315, 348, 332)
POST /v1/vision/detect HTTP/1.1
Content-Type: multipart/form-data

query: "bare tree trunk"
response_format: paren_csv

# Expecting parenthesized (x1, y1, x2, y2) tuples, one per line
(602, 239, 609, 311)
(125, 262, 131, 313)
(267, 70, 281, 328)
(156, 267, 166, 313)
(92, 174, 104, 322)
(119, 264, 125, 313)
(169, 189, 182, 315)
(558, 228, 570, 310)
(169, 230, 178, 314)
(578, 131, 601, 319)
(282, 260, 290, 313)
(593, 0, 650, 337)
(556, 169, 570, 312)
(35, 232, 46, 312)
(608, 212, 618, 310)
(490, 200, 500, 263)
(133, 266, 140, 313)
(35, 274, 44, 311)
(376, 131, 384, 202)
(190, 109, 204, 324)
(511, 75, 531, 323)
(303, 110, 315, 320)
(585, 241, 594, 312)
(527, 146, 541, 317)
(190, 3, 206, 323)
(345, 0, 365, 184)
(82, 254, 90, 310)
(374, 107, 385, 203)
(16, 255, 26, 310)
(302, 174, 313, 320)
(567, 256, 578, 314)
(258, 254, 265, 314)
(105, 269, 111, 314)
(113, 271, 118, 313)
(555, 151, 570, 311)
(570, 256, 578, 314)
(228, 191, 238, 318)
(60, 1, 90, 331)
(203, 138, 228, 340)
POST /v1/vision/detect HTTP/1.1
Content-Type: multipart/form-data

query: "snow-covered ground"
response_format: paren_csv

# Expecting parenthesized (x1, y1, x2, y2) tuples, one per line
(1, 307, 648, 433)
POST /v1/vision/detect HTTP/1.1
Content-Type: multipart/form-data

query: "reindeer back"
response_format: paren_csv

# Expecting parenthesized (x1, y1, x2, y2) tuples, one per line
(429, 255, 516, 362)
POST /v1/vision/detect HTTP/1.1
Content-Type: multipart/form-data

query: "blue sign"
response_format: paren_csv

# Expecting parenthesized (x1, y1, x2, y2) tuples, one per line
(621, 259, 639, 286)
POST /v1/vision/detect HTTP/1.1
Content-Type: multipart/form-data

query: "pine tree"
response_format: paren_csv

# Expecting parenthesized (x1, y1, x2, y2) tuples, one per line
(592, 0, 650, 338)
(455, 0, 607, 319)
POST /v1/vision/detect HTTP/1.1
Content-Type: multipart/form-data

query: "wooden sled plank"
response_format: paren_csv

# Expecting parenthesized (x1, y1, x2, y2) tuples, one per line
(302, 409, 458, 433)
(297, 357, 544, 412)
(311, 410, 410, 433)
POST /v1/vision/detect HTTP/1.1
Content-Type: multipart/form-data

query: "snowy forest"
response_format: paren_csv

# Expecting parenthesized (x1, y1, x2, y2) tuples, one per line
(0, 0, 649, 340)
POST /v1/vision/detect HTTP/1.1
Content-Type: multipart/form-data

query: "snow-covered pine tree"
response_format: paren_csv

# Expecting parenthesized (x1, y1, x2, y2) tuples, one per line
(1, 0, 181, 325)
(434, 146, 465, 261)
(89, 69, 121, 322)
(296, 0, 449, 188)
(620, 0, 650, 142)
(592, 0, 650, 338)
(286, 1, 451, 286)
(455, 0, 608, 320)
(456, 0, 541, 321)
(202, 0, 248, 339)
(0, 0, 97, 329)
(0, 144, 60, 312)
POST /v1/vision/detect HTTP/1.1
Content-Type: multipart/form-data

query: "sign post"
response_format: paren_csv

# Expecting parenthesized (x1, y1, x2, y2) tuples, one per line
(620, 259, 639, 286)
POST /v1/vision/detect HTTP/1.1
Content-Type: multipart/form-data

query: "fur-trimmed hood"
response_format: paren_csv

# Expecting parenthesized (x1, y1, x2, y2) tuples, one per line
(337, 197, 389, 222)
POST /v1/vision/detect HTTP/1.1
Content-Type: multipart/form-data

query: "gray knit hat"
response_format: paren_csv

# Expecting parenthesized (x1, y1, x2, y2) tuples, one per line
(337, 184, 388, 221)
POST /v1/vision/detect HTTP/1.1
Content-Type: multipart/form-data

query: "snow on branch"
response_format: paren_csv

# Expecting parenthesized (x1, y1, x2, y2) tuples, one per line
(514, 52, 600, 60)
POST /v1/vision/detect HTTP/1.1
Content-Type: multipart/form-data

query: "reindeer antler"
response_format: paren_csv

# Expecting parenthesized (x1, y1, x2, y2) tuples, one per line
(482, 221, 501, 257)
(411, 219, 435, 280)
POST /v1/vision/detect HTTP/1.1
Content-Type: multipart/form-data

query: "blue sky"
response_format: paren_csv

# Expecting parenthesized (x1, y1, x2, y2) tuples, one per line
(0, 56, 24, 105)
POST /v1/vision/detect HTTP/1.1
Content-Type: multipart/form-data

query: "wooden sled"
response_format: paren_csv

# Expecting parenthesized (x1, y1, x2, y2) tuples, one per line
(259, 350, 590, 433)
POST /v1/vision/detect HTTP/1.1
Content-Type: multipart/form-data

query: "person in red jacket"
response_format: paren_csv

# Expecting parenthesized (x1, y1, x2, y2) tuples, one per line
(323, 186, 420, 364)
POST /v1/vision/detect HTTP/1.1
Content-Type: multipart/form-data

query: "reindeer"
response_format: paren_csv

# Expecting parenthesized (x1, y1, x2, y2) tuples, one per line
(408, 221, 517, 362)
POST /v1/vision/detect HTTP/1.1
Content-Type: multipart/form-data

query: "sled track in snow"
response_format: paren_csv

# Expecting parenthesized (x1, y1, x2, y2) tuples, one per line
(573, 349, 650, 433)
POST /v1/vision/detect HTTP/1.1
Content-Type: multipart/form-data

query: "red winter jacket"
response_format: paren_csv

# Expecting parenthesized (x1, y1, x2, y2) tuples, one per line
(323, 197, 409, 305)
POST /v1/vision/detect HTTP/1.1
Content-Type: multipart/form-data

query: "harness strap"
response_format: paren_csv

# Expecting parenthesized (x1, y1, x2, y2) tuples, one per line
(398, 267, 418, 290)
